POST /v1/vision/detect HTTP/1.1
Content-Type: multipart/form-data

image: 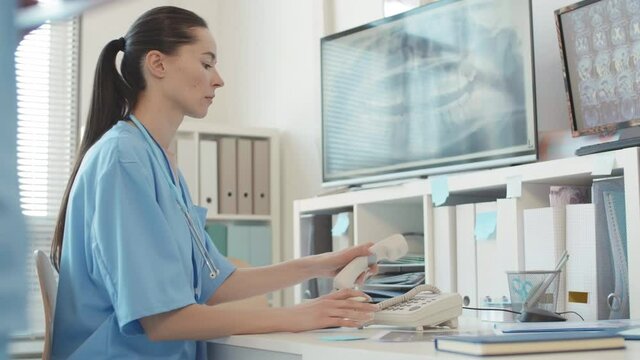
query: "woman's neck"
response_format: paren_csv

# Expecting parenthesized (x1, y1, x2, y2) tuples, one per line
(131, 92, 183, 150)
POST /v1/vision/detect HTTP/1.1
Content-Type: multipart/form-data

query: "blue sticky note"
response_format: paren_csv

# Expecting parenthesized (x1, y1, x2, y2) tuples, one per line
(475, 211, 497, 241)
(431, 175, 449, 206)
(319, 335, 368, 341)
(331, 212, 350, 236)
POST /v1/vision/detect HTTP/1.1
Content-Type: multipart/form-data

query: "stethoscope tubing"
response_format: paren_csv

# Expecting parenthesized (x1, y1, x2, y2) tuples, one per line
(181, 203, 220, 279)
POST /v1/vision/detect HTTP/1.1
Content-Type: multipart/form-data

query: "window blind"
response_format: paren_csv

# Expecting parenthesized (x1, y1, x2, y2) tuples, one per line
(15, 17, 79, 333)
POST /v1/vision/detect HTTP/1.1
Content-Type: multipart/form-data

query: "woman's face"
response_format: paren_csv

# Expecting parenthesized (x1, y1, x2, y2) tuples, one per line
(161, 27, 224, 119)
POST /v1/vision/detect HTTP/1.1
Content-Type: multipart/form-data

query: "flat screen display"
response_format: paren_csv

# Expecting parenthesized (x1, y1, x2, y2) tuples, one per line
(321, 0, 537, 187)
(556, 0, 640, 136)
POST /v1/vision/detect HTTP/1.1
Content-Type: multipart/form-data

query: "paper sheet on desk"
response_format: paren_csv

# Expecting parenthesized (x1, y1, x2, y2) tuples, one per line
(373, 329, 493, 342)
(319, 335, 368, 341)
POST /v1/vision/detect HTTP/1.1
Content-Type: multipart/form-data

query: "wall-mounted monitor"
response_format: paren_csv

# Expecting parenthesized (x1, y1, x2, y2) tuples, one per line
(321, 0, 538, 187)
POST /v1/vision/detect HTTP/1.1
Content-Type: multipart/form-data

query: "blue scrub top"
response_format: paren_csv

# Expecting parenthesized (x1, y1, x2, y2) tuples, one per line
(51, 121, 236, 359)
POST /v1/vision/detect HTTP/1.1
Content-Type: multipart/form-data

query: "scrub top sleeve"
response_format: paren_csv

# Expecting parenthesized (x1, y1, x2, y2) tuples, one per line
(200, 232, 236, 303)
(91, 159, 196, 336)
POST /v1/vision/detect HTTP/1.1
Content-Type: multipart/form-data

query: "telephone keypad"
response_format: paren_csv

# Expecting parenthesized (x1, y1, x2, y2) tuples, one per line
(385, 292, 443, 313)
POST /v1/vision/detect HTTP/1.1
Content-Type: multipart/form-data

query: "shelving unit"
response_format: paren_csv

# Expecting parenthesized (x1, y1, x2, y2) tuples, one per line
(177, 119, 281, 306)
(292, 147, 640, 317)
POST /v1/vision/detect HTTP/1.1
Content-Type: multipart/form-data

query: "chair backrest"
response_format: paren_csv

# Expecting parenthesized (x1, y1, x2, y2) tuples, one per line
(34, 250, 58, 360)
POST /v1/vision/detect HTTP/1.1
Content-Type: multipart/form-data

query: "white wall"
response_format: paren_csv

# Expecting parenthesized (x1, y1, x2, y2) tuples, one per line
(200, 0, 331, 307)
(532, 0, 575, 133)
(331, 0, 384, 33)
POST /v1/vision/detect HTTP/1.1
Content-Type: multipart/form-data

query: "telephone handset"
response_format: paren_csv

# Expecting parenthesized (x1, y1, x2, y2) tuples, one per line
(333, 234, 409, 290)
(333, 234, 462, 330)
(374, 284, 462, 330)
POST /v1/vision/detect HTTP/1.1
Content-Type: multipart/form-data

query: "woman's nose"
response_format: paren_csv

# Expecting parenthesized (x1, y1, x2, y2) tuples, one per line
(213, 69, 224, 88)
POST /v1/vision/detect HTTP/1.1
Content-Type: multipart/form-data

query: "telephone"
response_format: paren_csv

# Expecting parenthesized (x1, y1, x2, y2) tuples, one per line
(374, 284, 462, 330)
(333, 234, 463, 330)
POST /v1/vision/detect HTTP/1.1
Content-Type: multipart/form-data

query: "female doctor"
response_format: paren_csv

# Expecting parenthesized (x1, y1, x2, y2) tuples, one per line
(50, 6, 377, 359)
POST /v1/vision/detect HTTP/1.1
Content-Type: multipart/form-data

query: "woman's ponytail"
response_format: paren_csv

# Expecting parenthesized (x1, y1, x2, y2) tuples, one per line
(51, 38, 131, 270)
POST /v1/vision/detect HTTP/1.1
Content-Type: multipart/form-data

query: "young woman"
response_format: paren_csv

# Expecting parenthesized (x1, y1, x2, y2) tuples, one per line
(51, 6, 377, 359)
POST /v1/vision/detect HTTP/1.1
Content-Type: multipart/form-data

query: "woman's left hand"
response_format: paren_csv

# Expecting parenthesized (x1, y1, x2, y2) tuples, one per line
(307, 242, 378, 284)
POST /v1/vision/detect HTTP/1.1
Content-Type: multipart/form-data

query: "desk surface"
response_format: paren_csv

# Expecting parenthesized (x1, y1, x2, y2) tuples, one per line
(207, 319, 640, 360)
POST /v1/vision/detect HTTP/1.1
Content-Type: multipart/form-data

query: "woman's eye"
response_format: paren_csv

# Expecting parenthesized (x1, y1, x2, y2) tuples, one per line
(202, 63, 212, 70)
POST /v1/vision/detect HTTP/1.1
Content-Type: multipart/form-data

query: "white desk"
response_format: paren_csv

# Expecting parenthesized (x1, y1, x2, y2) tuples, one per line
(206, 319, 640, 360)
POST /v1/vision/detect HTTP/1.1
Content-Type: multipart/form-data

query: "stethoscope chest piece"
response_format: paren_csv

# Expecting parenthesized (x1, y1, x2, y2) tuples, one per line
(209, 269, 219, 279)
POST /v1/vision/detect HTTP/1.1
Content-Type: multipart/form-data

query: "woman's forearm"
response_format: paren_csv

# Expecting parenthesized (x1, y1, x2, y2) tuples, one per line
(208, 256, 320, 305)
(142, 289, 378, 341)
(141, 304, 290, 341)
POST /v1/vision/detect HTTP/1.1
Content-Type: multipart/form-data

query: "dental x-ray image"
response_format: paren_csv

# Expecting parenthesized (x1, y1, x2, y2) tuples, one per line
(322, 0, 537, 186)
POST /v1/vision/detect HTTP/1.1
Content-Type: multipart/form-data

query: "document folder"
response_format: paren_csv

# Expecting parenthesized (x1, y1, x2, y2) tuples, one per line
(218, 137, 237, 214)
(455, 203, 477, 314)
(565, 203, 599, 320)
(434, 206, 457, 293)
(199, 139, 218, 214)
(228, 224, 250, 263)
(252, 139, 270, 215)
(205, 223, 227, 256)
(250, 225, 272, 267)
(176, 135, 197, 196)
(237, 138, 253, 215)
(475, 202, 505, 309)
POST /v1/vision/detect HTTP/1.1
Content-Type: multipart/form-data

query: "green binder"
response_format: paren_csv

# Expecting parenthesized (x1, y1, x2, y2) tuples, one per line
(205, 223, 228, 256)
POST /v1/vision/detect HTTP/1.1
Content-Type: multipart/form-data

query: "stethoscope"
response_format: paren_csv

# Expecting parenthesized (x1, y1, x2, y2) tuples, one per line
(129, 114, 220, 279)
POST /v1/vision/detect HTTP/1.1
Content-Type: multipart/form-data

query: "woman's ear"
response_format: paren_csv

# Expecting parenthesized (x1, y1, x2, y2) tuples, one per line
(144, 50, 167, 79)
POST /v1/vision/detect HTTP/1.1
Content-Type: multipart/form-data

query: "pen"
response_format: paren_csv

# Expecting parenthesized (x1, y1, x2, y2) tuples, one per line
(523, 251, 569, 310)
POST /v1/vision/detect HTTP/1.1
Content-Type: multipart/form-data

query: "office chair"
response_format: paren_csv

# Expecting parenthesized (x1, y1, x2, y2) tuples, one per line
(34, 250, 58, 360)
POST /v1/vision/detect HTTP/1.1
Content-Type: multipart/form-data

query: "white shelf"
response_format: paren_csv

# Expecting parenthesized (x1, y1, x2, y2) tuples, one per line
(299, 148, 631, 213)
(180, 118, 278, 138)
(292, 147, 640, 317)
(177, 120, 282, 307)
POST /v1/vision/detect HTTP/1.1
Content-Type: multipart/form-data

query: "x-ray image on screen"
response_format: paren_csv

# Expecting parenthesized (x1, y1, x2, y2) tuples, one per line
(322, 0, 537, 186)
(558, 0, 640, 134)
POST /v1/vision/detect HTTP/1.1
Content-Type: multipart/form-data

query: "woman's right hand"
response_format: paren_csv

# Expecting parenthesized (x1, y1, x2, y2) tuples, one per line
(284, 288, 379, 332)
